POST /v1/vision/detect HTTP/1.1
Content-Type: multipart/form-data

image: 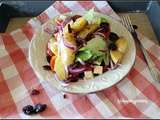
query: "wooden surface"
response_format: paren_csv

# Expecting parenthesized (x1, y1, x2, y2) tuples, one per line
(5, 13, 159, 44)
(119, 13, 158, 44)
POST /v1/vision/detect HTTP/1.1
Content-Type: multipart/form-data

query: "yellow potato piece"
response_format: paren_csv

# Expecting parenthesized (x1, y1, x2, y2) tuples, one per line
(50, 43, 58, 56)
(61, 22, 76, 67)
(54, 56, 68, 80)
(78, 23, 99, 39)
(64, 32, 75, 43)
(116, 37, 128, 53)
(63, 22, 75, 43)
(61, 46, 76, 66)
(110, 50, 123, 64)
(71, 17, 87, 32)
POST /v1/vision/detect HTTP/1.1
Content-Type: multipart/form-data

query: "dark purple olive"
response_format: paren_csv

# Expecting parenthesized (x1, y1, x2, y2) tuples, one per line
(109, 32, 119, 42)
(108, 43, 117, 51)
(43, 65, 51, 71)
(34, 103, 47, 113)
(100, 22, 109, 29)
(99, 22, 110, 32)
(22, 105, 34, 115)
(132, 25, 138, 29)
(63, 94, 67, 99)
(71, 15, 82, 22)
(31, 89, 40, 95)
(46, 55, 51, 63)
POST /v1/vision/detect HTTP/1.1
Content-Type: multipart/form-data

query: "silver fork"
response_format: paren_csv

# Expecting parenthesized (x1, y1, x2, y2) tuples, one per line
(121, 15, 160, 82)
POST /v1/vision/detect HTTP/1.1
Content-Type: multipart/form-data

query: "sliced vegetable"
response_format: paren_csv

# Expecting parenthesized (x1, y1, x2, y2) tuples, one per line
(63, 21, 75, 43)
(54, 56, 68, 80)
(71, 17, 87, 32)
(68, 63, 93, 74)
(84, 8, 100, 25)
(68, 66, 86, 74)
(84, 8, 108, 25)
(94, 32, 106, 38)
(116, 37, 128, 53)
(50, 56, 56, 71)
(79, 35, 107, 56)
(78, 23, 99, 39)
(76, 49, 92, 62)
(60, 40, 76, 66)
(63, 39, 77, 51)
(94, 52, 109, 66)
(58, 22, 77, 67)
(103, 52, 109, 65)
(49, 36, 58, 56)
(110, 50, 123, 64)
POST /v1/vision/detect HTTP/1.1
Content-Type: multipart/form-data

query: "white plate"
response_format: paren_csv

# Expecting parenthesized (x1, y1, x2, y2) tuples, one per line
(29, 12, 136, 94)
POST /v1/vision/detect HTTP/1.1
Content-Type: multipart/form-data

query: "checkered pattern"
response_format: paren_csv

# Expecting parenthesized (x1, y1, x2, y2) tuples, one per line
(0, 1, 160, 118)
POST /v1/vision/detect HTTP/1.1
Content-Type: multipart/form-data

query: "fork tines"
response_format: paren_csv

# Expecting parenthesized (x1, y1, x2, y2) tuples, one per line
(121, 15, 134, 32)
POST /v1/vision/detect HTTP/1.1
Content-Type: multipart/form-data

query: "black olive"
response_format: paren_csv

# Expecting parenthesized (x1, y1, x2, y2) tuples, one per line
(22, 105, 34, 115)
(43, 65, 51, 71)
(132, 25, 138, 29)
(109, 32, 119, 42)
(99, 22, 110, 32)
(31, 89, 40, 95)
(34, 103, 47, 113)
(71, 15, 82, 22)
(108, 43, 117, 51)
(100, 22, 109, 29)
(46, 55, 51, 63)
(63, 94, 67, 99)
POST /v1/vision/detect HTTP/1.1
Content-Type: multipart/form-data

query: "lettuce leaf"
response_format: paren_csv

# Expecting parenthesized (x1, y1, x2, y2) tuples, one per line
(94, 52, 109, 66)
(76, 49, 93, 62)
(83, 8, 108, 24)
(79, 35, 106, 56)
(76, 35, 109, 65)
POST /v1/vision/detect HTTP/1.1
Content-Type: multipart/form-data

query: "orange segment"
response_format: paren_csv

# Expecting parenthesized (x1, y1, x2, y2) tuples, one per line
(50, 56, 56, 71)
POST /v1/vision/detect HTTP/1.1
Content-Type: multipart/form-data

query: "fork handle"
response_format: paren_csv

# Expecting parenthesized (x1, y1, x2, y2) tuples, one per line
(131, 31, 160, 82)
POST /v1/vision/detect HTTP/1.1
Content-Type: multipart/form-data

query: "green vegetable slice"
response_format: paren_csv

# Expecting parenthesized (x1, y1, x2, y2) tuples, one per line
(79, 35, 107, 56)
(83, 8, 108, 25)
(76, 49, 93, 62)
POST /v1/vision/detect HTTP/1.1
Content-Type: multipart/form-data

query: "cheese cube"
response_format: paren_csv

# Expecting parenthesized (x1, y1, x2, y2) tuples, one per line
(93, 66, 103, 74)
(84, 71, 94, 80)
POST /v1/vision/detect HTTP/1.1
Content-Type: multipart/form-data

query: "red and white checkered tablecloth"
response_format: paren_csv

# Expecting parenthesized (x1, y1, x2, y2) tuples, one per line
(1, 1, 160, 119)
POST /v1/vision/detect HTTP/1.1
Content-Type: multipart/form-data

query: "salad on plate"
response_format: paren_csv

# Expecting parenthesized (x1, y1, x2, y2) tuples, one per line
(43, 9, 128, 84)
